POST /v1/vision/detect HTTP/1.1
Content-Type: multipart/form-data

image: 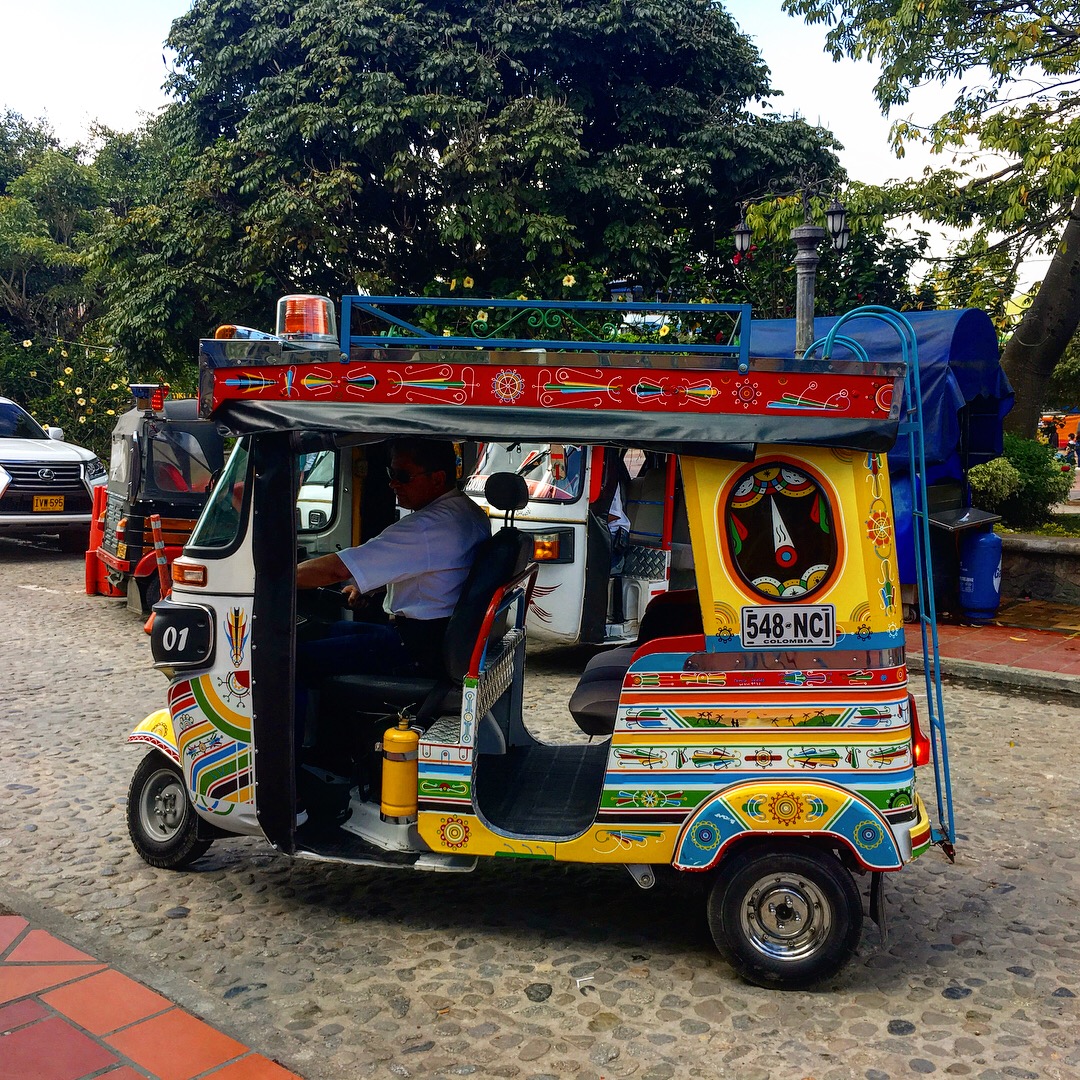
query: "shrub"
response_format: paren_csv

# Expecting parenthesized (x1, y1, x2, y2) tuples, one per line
(995, 434, 1074, 529)
(967, 456, 1022, 512)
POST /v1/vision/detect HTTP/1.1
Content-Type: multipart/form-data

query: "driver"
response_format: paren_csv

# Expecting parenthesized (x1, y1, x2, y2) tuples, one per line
(296, 438, 490, 683)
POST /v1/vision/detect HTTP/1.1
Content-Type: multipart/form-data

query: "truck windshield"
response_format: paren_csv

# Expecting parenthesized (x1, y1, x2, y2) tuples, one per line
(0, 402, 47, 439)
(465, 442, 584, 503)
(146, 424, 215, 496)
(189, 440, 249, 548)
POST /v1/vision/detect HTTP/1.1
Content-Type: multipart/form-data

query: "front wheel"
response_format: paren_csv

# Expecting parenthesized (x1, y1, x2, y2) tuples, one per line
(708, 843, 862, 989)
(127, 753, 212, 869)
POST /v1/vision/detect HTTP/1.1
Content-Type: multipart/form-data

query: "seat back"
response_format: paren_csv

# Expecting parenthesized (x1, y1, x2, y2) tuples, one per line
(635, 588, 702, 645)
(443, 526, 534, 679)
(442, 472, 534, 680)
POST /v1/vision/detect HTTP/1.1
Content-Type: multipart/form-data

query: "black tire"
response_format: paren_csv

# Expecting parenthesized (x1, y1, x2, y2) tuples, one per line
(126, 752, 212, 869)
(142, 574, 162, 614)
(708, 843, 862, 989)
(58, 527, 89, 554)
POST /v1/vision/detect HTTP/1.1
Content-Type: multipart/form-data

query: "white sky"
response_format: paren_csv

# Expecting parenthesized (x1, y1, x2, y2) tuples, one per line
(0, 0, 1041, 285)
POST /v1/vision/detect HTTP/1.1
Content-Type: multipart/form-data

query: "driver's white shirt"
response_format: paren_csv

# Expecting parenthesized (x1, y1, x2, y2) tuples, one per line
(338, 488, 490, 620)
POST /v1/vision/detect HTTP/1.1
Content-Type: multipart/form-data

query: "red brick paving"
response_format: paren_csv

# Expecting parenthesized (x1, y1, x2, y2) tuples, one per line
(0, 916, 303, 1080)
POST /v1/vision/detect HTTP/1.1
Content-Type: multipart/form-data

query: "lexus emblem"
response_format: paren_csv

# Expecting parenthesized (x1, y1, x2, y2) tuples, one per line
(37, 468, 55, 482)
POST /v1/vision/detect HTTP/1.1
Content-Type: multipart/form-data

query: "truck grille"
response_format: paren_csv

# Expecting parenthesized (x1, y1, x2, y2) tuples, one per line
(1, 462, 86, 492)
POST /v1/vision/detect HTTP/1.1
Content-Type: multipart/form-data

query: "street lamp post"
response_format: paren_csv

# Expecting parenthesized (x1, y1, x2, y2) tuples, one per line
(735, 194, 850, 359)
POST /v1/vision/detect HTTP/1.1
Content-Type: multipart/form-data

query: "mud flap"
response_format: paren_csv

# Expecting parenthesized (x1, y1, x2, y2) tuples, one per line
(869, 871, 888, 944)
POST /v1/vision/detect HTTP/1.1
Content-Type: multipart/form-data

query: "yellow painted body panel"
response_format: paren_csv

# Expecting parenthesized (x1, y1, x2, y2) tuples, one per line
(417, 812, 557, 859)
(554, 824, 679, 864)
(681, 447, 902, 640)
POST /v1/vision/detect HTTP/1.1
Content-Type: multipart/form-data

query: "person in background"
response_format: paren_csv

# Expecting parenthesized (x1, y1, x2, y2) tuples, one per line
(1066, 433, 1077, 467)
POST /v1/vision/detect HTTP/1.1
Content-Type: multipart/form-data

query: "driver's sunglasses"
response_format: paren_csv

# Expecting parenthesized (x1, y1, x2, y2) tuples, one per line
(387, 466, 428, 484)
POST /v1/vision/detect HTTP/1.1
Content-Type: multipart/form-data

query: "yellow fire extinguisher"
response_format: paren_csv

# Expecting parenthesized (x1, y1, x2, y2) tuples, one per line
(380, 713, 419, 823)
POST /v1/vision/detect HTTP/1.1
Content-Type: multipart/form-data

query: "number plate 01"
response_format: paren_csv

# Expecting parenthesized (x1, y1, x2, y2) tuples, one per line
(151, 600, 215, 671)
(740, 604, 835, 648)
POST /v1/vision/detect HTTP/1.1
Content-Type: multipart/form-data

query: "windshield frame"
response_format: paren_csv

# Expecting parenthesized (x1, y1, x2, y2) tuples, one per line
(186, 439, 251, 554)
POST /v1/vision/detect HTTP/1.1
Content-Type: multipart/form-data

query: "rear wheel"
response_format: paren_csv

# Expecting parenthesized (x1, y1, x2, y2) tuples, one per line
(127, 753, 212, 869)
(708, 843, 862, 989)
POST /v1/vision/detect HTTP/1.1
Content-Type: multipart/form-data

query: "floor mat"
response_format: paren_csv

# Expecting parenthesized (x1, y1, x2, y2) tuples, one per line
(475, 743, 609, 837)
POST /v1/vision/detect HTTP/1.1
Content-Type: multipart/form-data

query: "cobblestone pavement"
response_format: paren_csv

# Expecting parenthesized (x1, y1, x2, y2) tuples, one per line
(1, 537, 1078, 1080)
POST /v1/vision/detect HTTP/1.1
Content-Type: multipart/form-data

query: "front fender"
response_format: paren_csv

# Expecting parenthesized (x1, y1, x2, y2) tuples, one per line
(673, 779, 902, 872)
(134, 545, 183, 580)
(127, 708, 180, 765)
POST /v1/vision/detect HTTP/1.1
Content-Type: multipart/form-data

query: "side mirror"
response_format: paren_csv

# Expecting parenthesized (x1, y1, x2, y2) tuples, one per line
(46, 426, 65, 440)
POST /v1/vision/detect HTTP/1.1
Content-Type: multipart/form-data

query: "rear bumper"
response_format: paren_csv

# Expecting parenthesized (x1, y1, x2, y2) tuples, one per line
(890, 793, 933, 863)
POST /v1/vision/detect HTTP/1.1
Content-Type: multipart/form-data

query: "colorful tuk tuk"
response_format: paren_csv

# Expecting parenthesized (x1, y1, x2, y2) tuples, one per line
(87, 385, 225, 612)
(126, 295, 954, 988)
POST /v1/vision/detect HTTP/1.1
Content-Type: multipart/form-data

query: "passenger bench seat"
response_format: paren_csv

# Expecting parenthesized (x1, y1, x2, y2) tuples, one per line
(568, 589, 703, 737)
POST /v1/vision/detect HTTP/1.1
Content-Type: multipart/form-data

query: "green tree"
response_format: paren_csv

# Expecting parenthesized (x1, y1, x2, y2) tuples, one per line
(721, 193, 934, 317)
(97, 0, 845, 369)
(783, 0, 1080, 437)
(0, 110, 132, 449)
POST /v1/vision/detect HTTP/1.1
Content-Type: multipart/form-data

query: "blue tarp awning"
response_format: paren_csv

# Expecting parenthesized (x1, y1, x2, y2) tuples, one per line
(749, 309, 1013, 473)
(750, 309, 1014, 585)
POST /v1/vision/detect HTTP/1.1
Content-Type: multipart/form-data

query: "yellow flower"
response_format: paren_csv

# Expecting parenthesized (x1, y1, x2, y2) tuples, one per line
(22, 339, 32, 348)
(659, 325, 671, 338)
(477, 310, 487, 322)
(701, 297, 715, 305)
(109, 383, 118, 390)
(517, 294, 527, 301)
(450, 278, 457, 291)
(463, 277, 474, 289)
(58, 380, 64, 387)
(64, 366, 73, 375)
(78, 398, 86, 406)
(61, 349, 68, 358)
(29, 370, 36, 377)
(562, 274, 576, 287)
(78, 416, 86, 423)
(106, 409, 115, 416)
(443, 329, 452, 337)
(90, 397, 97, 404)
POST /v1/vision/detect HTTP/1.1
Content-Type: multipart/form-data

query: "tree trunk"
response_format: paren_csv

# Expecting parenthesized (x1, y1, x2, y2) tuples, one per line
(1001, 197, 1080, 437)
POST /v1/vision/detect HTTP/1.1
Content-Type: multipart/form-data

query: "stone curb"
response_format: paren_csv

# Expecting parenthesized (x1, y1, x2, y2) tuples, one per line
(907, 651, 1080, 696)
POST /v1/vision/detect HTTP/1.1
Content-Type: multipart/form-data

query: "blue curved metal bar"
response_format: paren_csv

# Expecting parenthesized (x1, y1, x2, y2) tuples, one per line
(820, 305, 954, 848)
(802, 334, 871, 364)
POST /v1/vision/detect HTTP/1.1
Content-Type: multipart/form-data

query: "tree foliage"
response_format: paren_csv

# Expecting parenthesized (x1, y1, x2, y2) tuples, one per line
(783, 0, 1080, 437)
(97, 0, 846, 368)
(0, 111, 131, 451)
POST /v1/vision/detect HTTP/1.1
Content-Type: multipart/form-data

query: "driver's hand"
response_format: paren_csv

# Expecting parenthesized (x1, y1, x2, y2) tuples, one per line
(342, 584, 365, 609)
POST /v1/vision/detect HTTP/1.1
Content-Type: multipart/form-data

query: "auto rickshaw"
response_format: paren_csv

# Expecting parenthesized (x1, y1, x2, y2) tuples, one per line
(87, 385, 226, 612)
(126, 294, 954, 988)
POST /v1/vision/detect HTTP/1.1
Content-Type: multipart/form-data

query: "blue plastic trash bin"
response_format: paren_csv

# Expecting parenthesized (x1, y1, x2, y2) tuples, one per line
(958, 530, 1002, 622)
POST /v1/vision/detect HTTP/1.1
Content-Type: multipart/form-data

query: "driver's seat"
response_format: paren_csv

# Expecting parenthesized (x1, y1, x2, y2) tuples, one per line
(319, 473, 534, 725)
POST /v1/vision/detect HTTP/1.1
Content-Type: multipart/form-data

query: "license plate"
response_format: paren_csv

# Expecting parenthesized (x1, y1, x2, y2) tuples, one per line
(32, 495, 64, 512)
(741, 604, 835, 648)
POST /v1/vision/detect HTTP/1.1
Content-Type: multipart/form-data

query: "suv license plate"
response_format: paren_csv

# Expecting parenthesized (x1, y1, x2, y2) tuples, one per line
(33, 495, 65, 512)
(741, 604, 835, 648)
